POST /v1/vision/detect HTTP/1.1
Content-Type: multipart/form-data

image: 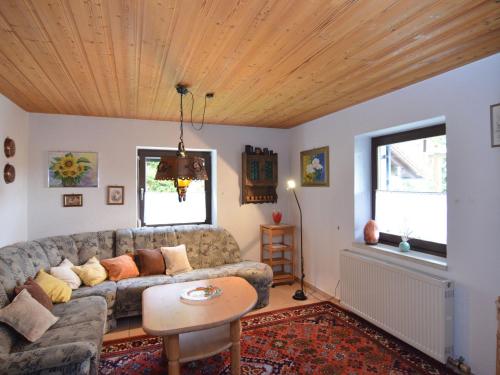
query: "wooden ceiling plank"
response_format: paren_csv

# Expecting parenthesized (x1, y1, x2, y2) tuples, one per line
(0, 2, 80, 113)
(65, 0, 122, 117)
(26, 0, 108, 115)
(242, 1, 500, 126)
(0, 0, 498, 127)
(281, 33, 500, 127)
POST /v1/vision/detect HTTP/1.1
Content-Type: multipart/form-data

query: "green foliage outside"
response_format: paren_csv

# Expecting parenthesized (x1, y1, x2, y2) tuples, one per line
(146, 161, 177, 192)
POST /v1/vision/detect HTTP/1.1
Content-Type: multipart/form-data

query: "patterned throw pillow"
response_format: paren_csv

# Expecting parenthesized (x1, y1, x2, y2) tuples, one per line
(14, 277, 53, 311)
(135, 249, 165, 276)
(0, 289, 58, 342)
(34, 269, 72, 303)
(72, 256, 107, 286)
(50, 258, 82, 290)
(160, 244, 193, 276)
(100, 254, 140, 281)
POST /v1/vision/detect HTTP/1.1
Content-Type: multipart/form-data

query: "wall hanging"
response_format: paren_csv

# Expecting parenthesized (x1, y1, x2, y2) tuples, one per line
(48, 152, 98, 188)
(63, 194, 83, 207)
(300, 146, 329, 187)
(242, 145, 278, 204)
(4, 137, 15, 158)
(107, 186, 124, 205)
(3, 163, 15, 184)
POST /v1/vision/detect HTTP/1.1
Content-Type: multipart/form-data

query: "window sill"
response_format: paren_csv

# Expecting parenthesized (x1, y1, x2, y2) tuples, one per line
(351, 242, 448, 271)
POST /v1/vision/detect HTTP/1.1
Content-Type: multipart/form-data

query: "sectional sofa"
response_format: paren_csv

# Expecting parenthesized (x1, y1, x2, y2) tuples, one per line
(0, 225, 273, 374)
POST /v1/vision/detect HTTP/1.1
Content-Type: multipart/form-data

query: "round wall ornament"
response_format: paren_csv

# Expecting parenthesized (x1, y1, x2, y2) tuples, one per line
(4, 137, 15, 158)
(4, 163, 15, 183)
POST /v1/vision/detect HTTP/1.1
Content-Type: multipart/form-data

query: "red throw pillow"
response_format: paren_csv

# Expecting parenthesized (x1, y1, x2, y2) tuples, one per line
(135, 249, 166, 276)
(14, 277, 53, 311)
(100, 254, 140, 281)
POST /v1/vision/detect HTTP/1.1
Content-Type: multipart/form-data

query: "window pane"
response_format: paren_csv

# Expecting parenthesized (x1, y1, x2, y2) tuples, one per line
(375, 135, 446, 244)
(144, 159, 207, 225)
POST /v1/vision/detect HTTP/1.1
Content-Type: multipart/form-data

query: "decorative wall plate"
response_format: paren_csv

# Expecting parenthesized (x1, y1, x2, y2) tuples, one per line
(4, 137, 15, 158)
(4, 164, 15, 184)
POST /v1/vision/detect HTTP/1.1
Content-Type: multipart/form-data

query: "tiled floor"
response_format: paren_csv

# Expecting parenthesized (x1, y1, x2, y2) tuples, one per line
(103, 282, 335, 342)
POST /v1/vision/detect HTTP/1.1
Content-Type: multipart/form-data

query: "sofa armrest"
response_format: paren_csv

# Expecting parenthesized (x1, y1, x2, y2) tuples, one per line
(1, 342, 96, 375)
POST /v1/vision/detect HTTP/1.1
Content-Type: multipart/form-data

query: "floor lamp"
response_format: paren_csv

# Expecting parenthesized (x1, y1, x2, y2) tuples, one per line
(287, 180, 307, 301)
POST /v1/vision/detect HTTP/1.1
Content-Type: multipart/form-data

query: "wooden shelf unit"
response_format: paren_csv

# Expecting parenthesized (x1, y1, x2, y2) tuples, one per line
(260, 224, 295, 285)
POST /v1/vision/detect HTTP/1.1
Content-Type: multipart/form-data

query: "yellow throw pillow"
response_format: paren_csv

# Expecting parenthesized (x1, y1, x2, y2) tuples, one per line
(72, 257, 107, 287)
(34, 269, 72, 303)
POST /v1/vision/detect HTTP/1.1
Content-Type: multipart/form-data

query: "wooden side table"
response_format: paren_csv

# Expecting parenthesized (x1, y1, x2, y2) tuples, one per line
(260, 224, 295, 285)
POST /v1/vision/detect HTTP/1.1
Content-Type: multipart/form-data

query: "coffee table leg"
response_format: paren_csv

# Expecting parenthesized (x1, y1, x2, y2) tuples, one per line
(230, 319, 241, 375)
(164, 334, 180, 375)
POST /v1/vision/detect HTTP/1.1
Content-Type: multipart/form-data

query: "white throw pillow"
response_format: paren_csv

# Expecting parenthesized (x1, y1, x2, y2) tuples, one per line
(50, 258, 81, 289)
(160, 244, 193, 275)
(0, 289, 59, 342)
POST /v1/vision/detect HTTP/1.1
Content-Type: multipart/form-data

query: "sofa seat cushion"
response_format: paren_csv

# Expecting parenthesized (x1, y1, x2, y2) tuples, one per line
(11, 319, 103, 353)
(71, 281, 116, 315)
(115, 275, 172, 318)
(51, 296, 107, 330)
(216, 261, 273, 286)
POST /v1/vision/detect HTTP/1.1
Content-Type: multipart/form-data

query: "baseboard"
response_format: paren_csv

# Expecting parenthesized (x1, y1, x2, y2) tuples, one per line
(294, 277, 340, 303)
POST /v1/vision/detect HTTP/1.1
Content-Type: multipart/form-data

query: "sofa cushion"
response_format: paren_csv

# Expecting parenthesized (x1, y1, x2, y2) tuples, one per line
(12, 319, 103, 353)
(14, 277, 53, 311)
(100, 254, 139, 281)
(71, 232, 99, 265)
(13, 241, 51, 275)
(172, 225, 203, 269)
(97, 230, 116, 260)
(51, 236, 79, 265)
(115, 275, 172, 318)
(135, 249, 165, 276)
(35, 269, 72, 303)
(51, 295, 107, 330)
(199, 227, 241, 268)
(0, 289, 59, 342)
(0, 246, 35, 299)
(72, 257, 107, 287)
(71, 281, 116, 311)
(35, 238, 63, 267)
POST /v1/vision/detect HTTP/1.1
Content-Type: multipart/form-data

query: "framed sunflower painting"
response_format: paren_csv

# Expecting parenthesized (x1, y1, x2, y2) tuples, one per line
(48, 151, 98, 187)
(300, 146, 329, 187)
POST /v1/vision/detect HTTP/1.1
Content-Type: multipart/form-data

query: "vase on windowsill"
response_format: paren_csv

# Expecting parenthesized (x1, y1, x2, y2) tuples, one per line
(399, 230, 412, 252)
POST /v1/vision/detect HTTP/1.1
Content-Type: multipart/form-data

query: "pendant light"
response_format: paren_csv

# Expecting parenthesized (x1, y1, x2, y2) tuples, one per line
(155, 84, 208, 202)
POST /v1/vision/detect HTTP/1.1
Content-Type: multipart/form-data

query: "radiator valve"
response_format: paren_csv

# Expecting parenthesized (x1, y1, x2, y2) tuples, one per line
(446, 356, 472, 374)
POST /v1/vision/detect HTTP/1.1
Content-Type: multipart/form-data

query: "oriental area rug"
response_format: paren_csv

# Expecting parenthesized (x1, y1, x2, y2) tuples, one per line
(99, 301, 451, 374)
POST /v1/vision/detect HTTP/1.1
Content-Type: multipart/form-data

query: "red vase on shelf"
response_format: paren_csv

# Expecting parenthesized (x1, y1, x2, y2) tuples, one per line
(272, 210, 282, 225)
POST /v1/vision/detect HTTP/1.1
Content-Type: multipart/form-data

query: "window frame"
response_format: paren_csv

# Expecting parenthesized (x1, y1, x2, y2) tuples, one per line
(371, 124, 447, 257)
(137, 148, 212, 227)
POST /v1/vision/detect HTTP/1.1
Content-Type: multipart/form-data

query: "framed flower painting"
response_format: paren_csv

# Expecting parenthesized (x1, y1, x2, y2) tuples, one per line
(48, 151, 98, 188)
(300, 146, 329, 187)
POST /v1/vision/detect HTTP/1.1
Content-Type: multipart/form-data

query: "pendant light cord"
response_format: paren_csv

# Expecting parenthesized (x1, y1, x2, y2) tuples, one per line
(179, 90, 184, 145)
(189, 91, 207, 131)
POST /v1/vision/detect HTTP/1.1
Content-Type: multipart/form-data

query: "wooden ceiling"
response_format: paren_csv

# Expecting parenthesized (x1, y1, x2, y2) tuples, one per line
(0, 1, 499, 128)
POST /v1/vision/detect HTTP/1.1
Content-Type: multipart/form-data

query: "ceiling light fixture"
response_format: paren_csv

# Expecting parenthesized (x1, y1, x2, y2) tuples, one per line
(155, 84, 209, 202)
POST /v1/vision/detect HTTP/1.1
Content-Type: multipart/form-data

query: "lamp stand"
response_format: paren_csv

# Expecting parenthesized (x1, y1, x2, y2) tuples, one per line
(291, 189, 307, 301)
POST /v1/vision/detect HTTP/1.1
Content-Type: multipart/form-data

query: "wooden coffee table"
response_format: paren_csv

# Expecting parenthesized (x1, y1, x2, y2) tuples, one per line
(142, 276, 257, 375)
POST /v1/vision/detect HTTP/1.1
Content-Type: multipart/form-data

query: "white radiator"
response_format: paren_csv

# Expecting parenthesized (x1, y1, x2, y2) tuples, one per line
(340, 250, 454, 363)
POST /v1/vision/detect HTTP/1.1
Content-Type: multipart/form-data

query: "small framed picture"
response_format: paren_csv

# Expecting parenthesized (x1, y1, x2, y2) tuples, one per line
(491, 103, 500, 147)
(63, 194, 83, 207)
(107, 186, 124, 205)
(300, 146, 330, 187)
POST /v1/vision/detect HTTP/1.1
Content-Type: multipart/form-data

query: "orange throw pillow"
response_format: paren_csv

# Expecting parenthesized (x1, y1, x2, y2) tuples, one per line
(100, 254, 139, 281)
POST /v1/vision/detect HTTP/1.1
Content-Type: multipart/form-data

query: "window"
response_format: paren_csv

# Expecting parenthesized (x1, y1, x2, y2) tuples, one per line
(138, 149, 212, 226)
(371, 124, 447, 257)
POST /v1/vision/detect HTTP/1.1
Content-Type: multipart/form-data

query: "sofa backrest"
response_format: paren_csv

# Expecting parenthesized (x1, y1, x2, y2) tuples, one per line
(116, 225, 241, 269)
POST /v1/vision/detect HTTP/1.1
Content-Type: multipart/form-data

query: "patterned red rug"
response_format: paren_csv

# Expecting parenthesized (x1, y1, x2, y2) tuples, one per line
(100, 301, 451, 374)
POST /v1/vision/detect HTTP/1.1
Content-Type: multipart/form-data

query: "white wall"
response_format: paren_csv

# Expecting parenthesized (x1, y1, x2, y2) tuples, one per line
(0, 95, 28, 246)
(290, 53, 500, 375)
(28, 115, 292, 261)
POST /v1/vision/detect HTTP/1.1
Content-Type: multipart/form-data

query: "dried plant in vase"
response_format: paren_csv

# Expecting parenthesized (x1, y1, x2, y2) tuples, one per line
(399, 229, 412, 252)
